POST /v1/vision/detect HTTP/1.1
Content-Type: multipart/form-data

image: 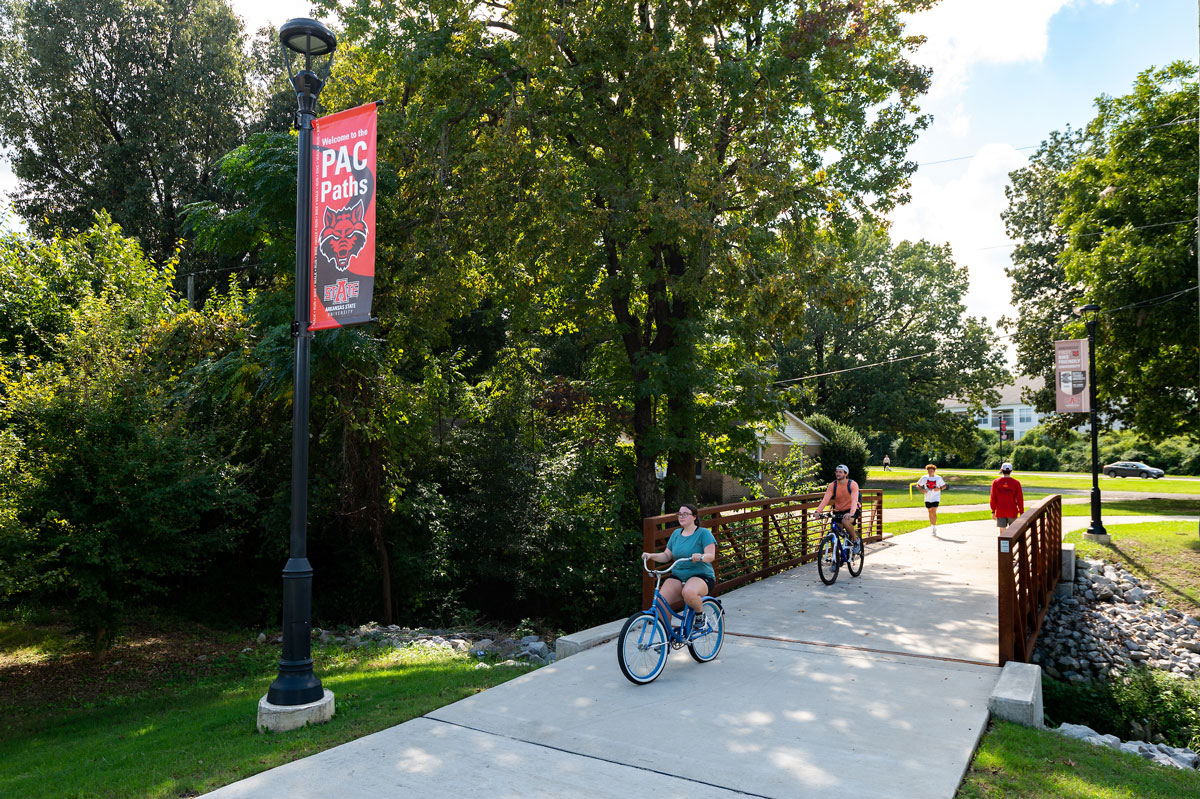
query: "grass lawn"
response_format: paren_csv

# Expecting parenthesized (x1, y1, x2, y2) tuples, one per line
(1066, 519, 1200, 615)
(0, 618, 535, 799)
(956, 720, 1200, 798)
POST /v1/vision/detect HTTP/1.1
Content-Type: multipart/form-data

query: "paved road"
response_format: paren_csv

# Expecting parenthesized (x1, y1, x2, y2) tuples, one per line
(204, 520, 1009, 799)
(885, 496, 1200, 524)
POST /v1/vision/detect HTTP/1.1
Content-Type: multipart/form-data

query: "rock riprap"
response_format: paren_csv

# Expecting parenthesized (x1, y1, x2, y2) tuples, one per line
(1031, 558, 1200, 683)
(311, 623, 556, 665)
(1055, 723, 1199, 771)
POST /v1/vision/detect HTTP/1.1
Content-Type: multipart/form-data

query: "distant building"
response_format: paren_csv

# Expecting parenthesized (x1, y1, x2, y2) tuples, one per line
(941, 377, 1045, 442)
(696, 411, 828, 503)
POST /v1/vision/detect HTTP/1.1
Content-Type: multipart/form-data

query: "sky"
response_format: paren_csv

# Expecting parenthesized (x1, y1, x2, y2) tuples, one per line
(2, 0, 1197, 363)
(894, 0, 1197, 357)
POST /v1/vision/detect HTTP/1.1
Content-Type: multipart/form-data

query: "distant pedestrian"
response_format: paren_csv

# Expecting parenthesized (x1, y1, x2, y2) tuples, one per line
(882, 454, 891, 471)
(991, 463, 1025, 529)
(916, 463, 946, 534)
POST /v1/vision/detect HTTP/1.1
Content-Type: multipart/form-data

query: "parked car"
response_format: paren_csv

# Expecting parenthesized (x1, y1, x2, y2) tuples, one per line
(1102, 461, 1165, 479)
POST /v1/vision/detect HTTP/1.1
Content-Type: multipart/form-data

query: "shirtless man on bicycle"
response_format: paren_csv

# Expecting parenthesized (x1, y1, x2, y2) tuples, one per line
(811, 464, 862, 552)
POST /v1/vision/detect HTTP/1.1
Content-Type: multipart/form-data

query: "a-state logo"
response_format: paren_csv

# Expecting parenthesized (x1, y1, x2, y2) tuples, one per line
(323, 278, 361, 303)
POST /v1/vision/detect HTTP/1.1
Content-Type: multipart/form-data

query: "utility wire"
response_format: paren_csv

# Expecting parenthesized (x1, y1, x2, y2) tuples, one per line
(772, 286, 1196, 385)
(976, 217, 1197, 251)
(917, 118, 1199, 168)
(773, 351, 936, 384)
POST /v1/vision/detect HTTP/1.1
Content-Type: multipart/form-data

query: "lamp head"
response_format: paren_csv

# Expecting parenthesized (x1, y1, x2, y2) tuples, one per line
(279, 18, 337, 59)
(1074, 303, 1101, 317)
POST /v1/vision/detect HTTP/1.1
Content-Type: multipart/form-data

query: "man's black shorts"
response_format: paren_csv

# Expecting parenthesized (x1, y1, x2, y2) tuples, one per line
(664, 574, 717, 595)
(925, 501, 940, 508)
(833, 509, 861, 525)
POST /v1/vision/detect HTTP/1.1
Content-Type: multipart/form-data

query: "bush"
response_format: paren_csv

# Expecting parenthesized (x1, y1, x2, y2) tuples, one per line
(1011, 444, 1059, 472)
(1042, 669, 1200, 750)
(806, 414, 869, 485)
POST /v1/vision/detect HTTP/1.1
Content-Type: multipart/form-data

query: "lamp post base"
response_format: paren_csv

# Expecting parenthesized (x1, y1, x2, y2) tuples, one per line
(1083, 522, 1110, 544)
(257, 690, 335, 733)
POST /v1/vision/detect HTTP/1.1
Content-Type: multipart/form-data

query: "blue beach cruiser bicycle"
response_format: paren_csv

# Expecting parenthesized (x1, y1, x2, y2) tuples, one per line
(811, 511, 864, 585)
(616, 559, 726, 685)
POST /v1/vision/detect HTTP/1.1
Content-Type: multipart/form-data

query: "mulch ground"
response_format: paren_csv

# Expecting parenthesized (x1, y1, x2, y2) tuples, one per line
(0, 616, 268, 710)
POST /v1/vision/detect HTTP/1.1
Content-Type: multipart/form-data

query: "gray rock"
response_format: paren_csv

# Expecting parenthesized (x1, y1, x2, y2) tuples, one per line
(256, 633, 267, 644)
(1057, 723, 1101, 741)
(523, 641, 550, 659)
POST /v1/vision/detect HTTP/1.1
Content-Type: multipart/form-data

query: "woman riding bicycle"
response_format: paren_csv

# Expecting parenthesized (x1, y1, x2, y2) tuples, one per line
(812, 464, 862, 552)
(642, 503, 717, 630)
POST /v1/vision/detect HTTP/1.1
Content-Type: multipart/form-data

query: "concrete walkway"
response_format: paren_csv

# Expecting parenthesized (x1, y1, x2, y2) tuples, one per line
(205, 519, 1012, 799)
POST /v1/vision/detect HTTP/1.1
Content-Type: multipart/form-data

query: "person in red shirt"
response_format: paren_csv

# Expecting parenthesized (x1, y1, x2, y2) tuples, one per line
(990, 463, 1024, 528)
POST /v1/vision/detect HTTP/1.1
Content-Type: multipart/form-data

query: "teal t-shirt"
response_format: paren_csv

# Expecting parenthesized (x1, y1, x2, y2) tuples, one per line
(667, 527, 717, 581)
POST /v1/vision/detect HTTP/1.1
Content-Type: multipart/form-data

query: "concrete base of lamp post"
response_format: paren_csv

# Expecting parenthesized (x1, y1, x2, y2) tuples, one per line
(1081, 532, 1112, 544)
(257, 689, 335, 733)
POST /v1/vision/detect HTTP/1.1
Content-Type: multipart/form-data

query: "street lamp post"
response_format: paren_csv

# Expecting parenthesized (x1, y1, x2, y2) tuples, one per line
(1077, 303, 1106, 539)
(259, 17, 338, 727)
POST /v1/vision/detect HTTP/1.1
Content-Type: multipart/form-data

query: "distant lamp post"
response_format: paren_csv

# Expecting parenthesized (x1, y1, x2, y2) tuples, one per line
(1075, 303, 1107, 540)
(258, 17, 338, 733)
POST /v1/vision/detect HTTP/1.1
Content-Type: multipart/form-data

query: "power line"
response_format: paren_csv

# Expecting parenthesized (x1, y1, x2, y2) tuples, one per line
(772, 285, 1196, 385)
(1100, 284, 1198, 315)
(773, 351, 936, 384)
(917, 117, 1200, 168)
(976, 217, 1197, 251)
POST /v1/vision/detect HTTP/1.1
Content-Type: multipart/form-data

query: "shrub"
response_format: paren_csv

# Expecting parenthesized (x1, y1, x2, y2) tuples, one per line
(806, 414, 869, 484)
(1011, 444, 1059, 472)
(1042, 670, 1200, 750)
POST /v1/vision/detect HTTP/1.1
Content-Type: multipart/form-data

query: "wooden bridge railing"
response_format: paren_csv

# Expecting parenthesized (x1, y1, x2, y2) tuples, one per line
(998, 494, 1063, 665)
(641, 489, 884, 609)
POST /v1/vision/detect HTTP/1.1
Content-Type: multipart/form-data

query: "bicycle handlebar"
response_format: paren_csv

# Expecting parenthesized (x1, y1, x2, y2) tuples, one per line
(642, 557, 695, 576)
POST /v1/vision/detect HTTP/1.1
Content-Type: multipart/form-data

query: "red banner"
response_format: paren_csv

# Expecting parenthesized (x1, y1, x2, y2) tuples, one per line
(309, 102, 378, 330)
(1054, 338, 1090, 413)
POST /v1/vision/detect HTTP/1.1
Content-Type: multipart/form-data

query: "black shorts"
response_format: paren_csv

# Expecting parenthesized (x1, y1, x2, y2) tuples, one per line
(925, 501, 940, 508)
(664, 574, 716, 595)
(832, 509, 861, 524)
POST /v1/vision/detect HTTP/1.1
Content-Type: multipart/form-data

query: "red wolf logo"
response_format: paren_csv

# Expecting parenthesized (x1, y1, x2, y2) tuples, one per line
(318, 201, 368, 272)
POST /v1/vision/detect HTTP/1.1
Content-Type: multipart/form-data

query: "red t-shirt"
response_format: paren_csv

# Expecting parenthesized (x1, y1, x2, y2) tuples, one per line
(990, 476, 1024, 518)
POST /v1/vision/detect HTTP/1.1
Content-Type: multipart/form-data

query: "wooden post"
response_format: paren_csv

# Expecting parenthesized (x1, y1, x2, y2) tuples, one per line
(998, 533, 1016, 665)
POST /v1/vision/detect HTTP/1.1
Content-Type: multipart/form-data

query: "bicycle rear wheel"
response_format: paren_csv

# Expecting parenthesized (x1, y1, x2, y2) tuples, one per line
(817, 533, 839, 585)
(847, 538, 864, 577)
(617, 611, 669, 685)
(688, 598, 724, 663)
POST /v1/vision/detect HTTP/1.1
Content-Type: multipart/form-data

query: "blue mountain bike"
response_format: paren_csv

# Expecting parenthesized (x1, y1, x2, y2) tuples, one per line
(812, 511, 864, 585)
(617, 559, 725, 685)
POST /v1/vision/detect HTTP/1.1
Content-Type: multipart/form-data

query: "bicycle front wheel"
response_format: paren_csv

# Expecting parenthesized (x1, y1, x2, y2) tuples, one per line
(617, 612, 669, 685)
(688, 598, 724, 663)
(817, 533, 839, 585)
(847, 538, 864, 577)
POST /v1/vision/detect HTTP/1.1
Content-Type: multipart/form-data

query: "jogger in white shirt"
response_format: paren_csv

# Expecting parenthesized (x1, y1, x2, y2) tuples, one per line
(917, 463, 947, 533)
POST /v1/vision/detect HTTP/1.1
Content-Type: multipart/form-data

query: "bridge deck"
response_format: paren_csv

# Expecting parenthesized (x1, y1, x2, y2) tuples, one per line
(206, 519, 1008, 798)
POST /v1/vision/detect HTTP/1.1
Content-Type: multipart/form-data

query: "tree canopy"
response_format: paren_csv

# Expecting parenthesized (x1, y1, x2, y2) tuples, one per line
(0, 0, 252, 262)
(776, 224, 1007, 459)
(1003, 62, 1198, 439)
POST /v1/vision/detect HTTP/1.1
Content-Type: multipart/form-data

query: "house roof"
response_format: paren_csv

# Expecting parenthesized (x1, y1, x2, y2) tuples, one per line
(764, 411, 829, 446)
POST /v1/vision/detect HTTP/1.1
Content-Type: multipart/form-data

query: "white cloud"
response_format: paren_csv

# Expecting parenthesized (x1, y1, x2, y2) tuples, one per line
(907, 0, 1116, 101)
(890, 144, 1030, 331)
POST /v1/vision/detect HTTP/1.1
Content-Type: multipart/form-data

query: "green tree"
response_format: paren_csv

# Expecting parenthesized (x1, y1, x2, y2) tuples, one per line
(1056, 62, 1199, 439)
(1003, 62, 1198, 439)
(0, 218, 252, 653)
(776, 224, 1006, 459)
(0, 0, 252, 262)
(999, 127, 1088, 414)
(329, 0, 936, 520)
